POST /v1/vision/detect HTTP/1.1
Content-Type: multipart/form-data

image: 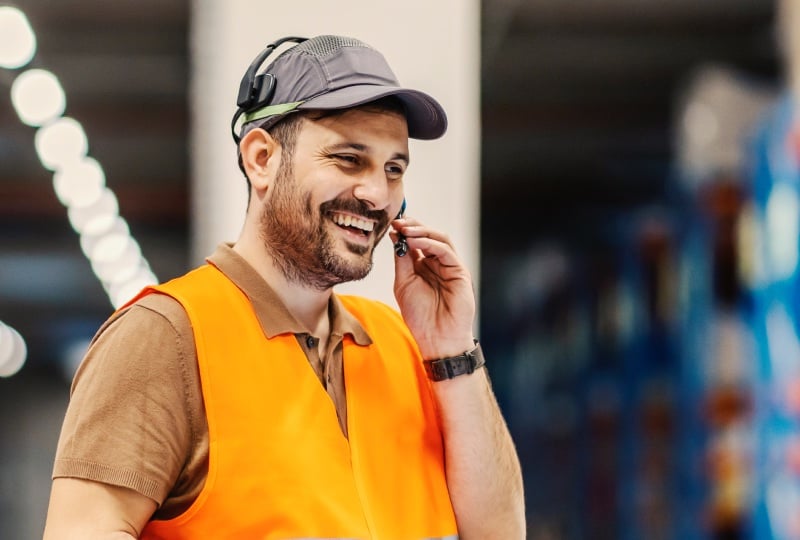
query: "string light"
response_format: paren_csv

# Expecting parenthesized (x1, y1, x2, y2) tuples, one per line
(10, 12, 157, 310)
(0, 6, 162, 376)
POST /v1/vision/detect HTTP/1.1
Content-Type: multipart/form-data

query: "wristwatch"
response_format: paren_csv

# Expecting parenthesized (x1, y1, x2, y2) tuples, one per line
(423, 342, 485, 381)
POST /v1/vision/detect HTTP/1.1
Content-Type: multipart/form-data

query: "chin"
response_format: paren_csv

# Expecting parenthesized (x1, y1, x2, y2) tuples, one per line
(342, 240, 371, 257)
(334, 247, 374, 280)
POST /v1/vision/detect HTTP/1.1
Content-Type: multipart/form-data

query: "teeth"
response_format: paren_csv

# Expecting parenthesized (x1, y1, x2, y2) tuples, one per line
(332, 213, 374, 232)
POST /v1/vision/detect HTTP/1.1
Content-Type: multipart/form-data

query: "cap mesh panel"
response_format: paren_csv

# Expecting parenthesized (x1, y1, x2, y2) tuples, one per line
(279, 35, 372, 59)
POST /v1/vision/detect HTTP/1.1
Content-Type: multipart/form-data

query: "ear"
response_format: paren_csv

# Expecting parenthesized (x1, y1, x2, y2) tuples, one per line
(239, 127, 281, 192)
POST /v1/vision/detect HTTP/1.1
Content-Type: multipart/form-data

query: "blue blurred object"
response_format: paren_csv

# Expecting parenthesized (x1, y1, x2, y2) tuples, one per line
(747, 94, 800, 540)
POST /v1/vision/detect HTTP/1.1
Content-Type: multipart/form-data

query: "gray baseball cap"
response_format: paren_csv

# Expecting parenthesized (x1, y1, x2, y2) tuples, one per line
(238, 35, 448, 140)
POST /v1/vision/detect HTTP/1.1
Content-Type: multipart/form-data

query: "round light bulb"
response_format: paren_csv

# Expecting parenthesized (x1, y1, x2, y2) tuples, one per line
(0, 322, 27, 378)
(34, 117, 88, 171)
(68, 188, 120, 235)
(90, 231, 132, 264)
(80, 217, 130, 259)
(91, 238, 143, 284)
(11, 69, 65, 126)
(53, 157, 106, 208)
(0, 7, 36, 69)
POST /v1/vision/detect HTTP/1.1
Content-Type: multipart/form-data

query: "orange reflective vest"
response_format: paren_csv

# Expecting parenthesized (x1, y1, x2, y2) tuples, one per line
(137, 264, 458, 539)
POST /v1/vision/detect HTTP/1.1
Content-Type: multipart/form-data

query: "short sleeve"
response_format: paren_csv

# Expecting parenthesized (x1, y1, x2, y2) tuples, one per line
(52, 294, 197, 506)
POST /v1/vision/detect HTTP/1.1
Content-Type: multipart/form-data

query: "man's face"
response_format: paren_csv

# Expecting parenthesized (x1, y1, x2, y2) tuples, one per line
(260, 108, 409, 290)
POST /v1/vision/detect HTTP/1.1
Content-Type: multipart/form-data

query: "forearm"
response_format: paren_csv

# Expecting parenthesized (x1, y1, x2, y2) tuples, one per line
(390, 218, 524, 535)
(432, 367, 526, 539)
(43, 478, 155, 540)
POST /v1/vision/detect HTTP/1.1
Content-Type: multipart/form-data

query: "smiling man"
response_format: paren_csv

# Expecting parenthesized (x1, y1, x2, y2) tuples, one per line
(44, 35, 525, 539)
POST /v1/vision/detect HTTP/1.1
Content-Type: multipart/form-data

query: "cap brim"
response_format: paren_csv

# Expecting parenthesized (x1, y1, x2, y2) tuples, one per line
(298, 85, 447, 140)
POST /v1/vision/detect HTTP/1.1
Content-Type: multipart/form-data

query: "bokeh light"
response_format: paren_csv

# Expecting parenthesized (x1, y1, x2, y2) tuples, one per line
(34, 117, 88, 171)
(67, 188, 120, 235)
(79, 217, 130, 260)
(0, 7, 36, 69)
(53, 157, 106, 208)
(0, 321, 27, 378)
(10, 69, 65, 126)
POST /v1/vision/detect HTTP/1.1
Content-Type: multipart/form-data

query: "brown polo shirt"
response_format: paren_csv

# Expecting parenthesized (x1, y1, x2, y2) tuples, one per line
(52, 244, 372, 520)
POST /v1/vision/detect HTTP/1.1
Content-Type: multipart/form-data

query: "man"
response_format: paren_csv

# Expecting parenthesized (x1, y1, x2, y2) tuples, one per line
(44, 35, 525, 539)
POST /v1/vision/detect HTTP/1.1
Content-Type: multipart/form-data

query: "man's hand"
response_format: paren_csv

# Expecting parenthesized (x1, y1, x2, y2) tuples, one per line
(391, 216, 527, 538)
(390, 217, 476, 359)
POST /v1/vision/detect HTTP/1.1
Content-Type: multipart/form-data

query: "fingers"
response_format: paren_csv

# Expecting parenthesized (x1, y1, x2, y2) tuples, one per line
(391, 217, 466, 276)
(392, 217, 456, 250)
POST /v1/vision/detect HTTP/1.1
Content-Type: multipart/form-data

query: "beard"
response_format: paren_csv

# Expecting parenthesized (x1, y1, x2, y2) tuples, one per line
(259, 158, 391, 290)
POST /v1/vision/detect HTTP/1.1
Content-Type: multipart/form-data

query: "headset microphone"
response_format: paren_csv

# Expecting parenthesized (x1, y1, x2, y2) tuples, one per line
(394, 199, 408, 257)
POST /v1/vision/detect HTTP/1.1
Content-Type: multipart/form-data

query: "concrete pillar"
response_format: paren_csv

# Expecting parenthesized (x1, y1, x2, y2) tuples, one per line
(190, 0, 480, 308)
(780, 0, 800, 100)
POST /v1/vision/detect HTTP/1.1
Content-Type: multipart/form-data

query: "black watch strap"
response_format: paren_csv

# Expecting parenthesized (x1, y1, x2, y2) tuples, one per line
(423, 342, 485, 381)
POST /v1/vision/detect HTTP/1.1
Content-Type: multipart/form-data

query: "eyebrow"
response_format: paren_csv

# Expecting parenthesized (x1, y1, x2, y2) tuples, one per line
(323, 142, 410, 165)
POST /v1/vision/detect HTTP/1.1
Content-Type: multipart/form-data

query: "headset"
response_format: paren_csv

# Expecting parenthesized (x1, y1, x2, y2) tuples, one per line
(231, 36, 308, 144)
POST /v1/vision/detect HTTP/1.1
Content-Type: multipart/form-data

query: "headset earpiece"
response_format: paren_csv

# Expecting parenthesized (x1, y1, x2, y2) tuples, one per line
(250, 73, 277, 109)
(232, 36, 308, 144)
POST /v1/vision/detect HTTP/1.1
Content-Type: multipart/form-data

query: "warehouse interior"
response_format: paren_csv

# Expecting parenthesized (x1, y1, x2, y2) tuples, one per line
(0, 1, 791, 538)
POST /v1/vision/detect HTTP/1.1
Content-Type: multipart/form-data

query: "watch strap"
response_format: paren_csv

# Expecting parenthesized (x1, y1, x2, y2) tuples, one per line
(423, 342, 485, 381)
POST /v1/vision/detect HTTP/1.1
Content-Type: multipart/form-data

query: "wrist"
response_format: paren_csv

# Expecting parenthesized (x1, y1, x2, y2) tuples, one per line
(418, 337, 476, 361)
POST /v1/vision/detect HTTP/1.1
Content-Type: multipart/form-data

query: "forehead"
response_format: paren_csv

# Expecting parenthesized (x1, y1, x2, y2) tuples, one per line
(299, 108, 409, 152)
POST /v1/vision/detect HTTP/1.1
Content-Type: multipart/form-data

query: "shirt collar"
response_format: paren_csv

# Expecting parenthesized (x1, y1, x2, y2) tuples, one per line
(206, 243, 371, 346)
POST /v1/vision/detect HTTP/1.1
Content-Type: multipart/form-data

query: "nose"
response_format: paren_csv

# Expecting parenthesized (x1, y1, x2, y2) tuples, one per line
(352, 169, 391, 211)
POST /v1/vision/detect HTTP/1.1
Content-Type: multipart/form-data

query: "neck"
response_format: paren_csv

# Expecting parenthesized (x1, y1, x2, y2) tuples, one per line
(233, 233, 332, 339)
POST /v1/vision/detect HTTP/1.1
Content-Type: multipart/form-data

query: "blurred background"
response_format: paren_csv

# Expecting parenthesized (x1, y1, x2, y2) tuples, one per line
(1, 0, 799, 538)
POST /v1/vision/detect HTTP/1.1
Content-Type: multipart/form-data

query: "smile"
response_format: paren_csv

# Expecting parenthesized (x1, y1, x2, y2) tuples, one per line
(331, 212, 375, 236)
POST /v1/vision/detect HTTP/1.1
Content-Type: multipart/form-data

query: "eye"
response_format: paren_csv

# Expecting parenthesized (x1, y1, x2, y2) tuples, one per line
(332, 154, 360, 166)
(385, 163, 406, 179)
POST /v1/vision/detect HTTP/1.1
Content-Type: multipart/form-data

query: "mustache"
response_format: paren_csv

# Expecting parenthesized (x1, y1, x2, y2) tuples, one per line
(320, 198, 390, 230)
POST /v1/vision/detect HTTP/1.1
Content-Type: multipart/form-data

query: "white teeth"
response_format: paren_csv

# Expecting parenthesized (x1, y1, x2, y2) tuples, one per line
(354, 219, 373, 232)
(332, 213, 375, 232)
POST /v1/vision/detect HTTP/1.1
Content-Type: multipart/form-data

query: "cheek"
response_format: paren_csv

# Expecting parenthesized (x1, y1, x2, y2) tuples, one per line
(294, 165, 359, 210)
(390, 188, 406, 216)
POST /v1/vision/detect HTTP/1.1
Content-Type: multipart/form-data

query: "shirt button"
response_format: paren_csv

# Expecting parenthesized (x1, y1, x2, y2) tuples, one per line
(306, 335, 316, 349)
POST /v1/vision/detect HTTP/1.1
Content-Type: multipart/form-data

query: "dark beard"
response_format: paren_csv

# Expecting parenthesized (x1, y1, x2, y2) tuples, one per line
(259, 159, 390, 290)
